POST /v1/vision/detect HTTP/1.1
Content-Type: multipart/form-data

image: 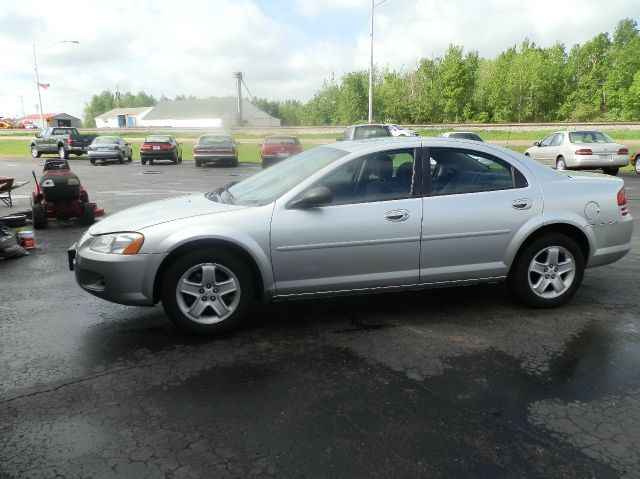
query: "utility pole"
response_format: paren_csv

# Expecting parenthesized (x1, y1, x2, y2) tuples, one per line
(233, 72, 243, 126)
(368, 0, 388, 123)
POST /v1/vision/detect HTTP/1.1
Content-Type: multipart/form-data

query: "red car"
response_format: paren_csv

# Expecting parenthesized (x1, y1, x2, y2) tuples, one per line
(259, 136, 302, 168)
(631, 151, 640, 174)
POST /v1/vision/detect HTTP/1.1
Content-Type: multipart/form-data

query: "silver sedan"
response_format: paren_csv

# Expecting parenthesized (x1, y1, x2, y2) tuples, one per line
(69, 138, 633, 335)
(524, 130, 629, 175)
(88, 136, 133, 165)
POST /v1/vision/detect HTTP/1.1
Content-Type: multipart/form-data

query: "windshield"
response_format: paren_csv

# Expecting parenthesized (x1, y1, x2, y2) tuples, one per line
(224, 146, 348, 205)
(145, 135, 172, 143)
(93, 137, 119, 144)
(569, 131, 614, 143)
(199, 135, 233, 145)
(265, 137, 298, 145)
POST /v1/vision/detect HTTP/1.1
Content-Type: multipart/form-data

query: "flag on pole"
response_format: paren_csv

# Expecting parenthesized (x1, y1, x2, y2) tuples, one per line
(39, 83, 50, 89)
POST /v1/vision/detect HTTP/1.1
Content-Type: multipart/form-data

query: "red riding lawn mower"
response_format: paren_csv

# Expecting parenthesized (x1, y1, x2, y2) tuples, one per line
(31, 159, 104, 229)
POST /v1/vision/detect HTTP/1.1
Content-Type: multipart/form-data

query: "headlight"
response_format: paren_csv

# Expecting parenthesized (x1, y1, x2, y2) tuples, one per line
(89, 233, 144, 255)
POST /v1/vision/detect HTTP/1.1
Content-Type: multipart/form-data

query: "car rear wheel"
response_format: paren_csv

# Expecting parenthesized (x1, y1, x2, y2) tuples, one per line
(195, 160, 202, 167)
(635, 158, 640, 174)
(31, 145, 41, 158)
(602, 167, 619, 176)
(90, 158, 96, 165)
(58, 146, 67, 159)
(508, 233, 584, 308)
(556, 157, 566, 171)
(128, 155, 132, 162)
(141, 158, 147, 165)
(161, 249, 255, 335)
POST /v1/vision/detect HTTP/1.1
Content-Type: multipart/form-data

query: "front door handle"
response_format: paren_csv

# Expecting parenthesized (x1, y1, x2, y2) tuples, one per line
(385, 209, 410, 222)
(511, 198, 533, 210)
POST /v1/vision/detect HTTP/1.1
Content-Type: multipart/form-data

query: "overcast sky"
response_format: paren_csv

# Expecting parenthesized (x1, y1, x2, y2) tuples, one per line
(0, 0, 636, 120)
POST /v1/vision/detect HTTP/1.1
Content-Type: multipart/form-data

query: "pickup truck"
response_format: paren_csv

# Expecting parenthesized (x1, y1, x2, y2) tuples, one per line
(30, 128, 98, 159)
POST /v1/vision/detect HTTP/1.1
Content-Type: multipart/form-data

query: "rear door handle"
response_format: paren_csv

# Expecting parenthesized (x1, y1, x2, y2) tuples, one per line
(511, 198, 533, 210)
(385, 209, 410, 222)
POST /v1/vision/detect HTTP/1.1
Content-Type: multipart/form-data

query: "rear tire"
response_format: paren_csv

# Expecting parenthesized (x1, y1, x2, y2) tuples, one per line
(141, 158, 147, 165)
(635, 157, 640, 174)
(81, 202, 95, 225)
(32, 204, 47, 229)
(128, 155, 132, 162)
(508, 233, 584, 308)
(161, 249, 255, 335)
(58, 146, 67, 159)
(603, 167, 619, 176)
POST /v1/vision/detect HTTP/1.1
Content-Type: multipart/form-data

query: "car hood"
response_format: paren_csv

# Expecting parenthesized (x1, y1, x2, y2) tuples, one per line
(89, 193, 243, 234)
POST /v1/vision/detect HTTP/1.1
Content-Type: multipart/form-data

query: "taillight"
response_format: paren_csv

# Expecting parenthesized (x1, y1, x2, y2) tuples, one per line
(67, 135, 73, 145)
(141, 144, 151, 150)
(618, 187, 628, 216)
(575, 149, 592, 155)
(160, 144, 172, 150)
(618, 147, 629, 156)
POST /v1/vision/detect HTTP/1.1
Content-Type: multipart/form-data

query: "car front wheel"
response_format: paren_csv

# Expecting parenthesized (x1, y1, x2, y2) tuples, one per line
(635, 158, 640, 174)
(556, 157, 566, 171)
(31, 145, 41, 158)
(161, 249, 255, 335)
(508, 233, 584, 308)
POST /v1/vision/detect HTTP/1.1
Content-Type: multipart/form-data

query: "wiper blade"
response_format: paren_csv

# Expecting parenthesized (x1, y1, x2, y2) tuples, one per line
(210, 180, 238, 203)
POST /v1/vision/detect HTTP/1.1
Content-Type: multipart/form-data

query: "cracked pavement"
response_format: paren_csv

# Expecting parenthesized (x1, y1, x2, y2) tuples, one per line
(0, 158, 639, 478)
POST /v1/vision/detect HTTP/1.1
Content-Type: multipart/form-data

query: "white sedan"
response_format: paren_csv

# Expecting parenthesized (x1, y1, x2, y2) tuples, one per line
(524, 130, 629, 175)
(387, 124, 418, 137)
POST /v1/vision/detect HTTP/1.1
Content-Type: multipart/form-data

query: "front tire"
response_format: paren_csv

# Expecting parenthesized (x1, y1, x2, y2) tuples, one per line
(161, 249, 255, 335)
(635, 157, 640, 174)
(32, 204, 47, 229)
(556, 157, 566, 171)
(90, 158, 96, 165)
(508, 233, 584, 308)
(31, 145, 41, 158)
(118, 154, 124, 164)
(81, 202, 95, 225)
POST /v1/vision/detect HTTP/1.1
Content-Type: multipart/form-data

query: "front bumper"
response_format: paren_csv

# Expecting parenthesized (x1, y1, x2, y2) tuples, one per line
(69, 242, 163, 306)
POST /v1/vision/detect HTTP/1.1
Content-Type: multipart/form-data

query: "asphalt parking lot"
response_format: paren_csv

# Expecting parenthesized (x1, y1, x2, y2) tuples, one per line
(1, 156, 639, 478)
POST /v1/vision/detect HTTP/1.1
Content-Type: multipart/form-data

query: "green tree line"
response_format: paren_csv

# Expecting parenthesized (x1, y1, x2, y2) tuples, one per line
(255, 18, 640, 125)
(84, 18, 640, 126)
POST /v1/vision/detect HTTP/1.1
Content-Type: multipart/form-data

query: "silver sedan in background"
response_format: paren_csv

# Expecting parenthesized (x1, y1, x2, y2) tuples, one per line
(88, 136, 133, 165)
(69, 138, 633, 335)
(524, 130, 629, 175)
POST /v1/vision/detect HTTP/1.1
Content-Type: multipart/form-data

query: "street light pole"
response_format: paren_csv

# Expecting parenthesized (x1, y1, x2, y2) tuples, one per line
(32, 40, 79, 129)
(368, 0, 388, 123)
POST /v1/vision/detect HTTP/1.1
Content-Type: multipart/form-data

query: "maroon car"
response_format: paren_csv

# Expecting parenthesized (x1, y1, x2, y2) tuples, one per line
(259, 136, 302, 168)
(631, 151, 640, 174)
(193, 134, 238, 167)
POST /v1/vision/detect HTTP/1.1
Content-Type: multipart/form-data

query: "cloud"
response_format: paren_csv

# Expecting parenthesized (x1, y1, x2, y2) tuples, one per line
(0, 0, 635, 120)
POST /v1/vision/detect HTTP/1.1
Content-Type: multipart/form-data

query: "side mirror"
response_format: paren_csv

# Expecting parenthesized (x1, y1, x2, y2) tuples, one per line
(289, 186, 333, 209)
(533, 141, 540, 146)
